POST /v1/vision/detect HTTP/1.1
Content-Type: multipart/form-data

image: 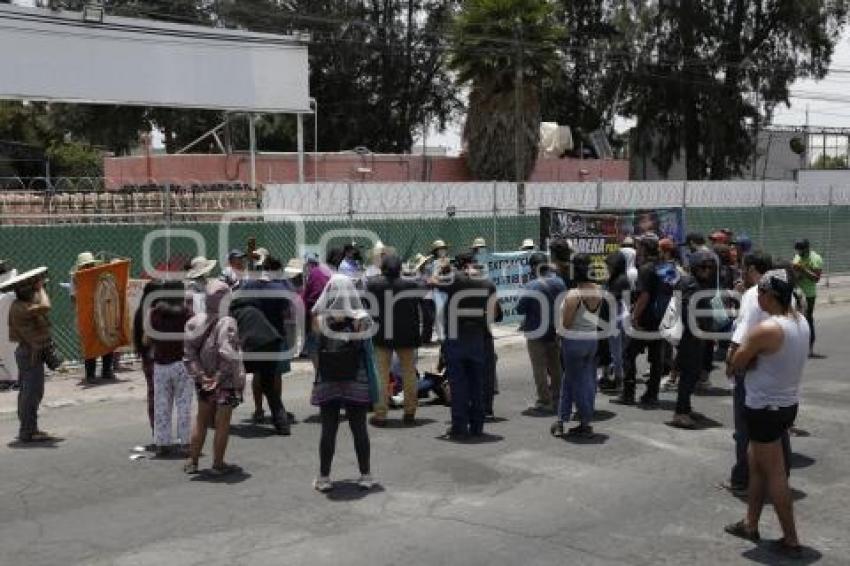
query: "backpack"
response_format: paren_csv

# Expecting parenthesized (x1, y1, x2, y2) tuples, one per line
(318, 318, 363, 382)
(648, 262, 680, 327)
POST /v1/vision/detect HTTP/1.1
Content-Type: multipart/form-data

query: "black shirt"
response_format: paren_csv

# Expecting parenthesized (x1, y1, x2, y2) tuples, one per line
(366, 276, 425, 348)
(636, 261, 663, 330)
(439, 272, 500, 339)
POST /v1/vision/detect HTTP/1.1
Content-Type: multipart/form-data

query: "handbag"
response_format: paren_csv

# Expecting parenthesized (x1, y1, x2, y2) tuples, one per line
(659, 294, 683, 345)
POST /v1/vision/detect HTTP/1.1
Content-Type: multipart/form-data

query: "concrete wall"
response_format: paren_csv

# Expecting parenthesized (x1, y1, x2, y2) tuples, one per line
(103, 153, 630, 188)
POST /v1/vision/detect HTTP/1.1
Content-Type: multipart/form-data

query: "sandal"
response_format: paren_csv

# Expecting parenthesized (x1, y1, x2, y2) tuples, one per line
(724, 520, 760, 543)
(769, 539, 803, 559)
(209, 463, 240, 476)
(183, 461, 199, 475)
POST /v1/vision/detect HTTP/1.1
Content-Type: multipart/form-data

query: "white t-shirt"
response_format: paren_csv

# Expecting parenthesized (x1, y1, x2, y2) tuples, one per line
(732, 286, 765, 345)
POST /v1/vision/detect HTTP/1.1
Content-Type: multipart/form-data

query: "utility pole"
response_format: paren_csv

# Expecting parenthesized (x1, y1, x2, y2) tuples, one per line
(513, 19, 524, 184)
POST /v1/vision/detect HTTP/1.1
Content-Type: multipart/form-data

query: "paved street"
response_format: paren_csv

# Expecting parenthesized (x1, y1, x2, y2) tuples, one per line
(2, 306, 850, 566)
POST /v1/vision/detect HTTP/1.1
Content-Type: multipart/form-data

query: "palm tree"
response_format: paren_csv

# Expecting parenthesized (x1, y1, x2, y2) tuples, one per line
(450, 0, 563, 181)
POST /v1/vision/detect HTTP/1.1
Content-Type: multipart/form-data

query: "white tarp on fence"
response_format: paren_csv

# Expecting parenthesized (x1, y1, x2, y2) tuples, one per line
(264, 179, 850, 218)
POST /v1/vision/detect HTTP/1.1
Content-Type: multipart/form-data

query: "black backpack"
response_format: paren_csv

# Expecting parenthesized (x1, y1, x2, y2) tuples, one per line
(318, 318, 362, 382)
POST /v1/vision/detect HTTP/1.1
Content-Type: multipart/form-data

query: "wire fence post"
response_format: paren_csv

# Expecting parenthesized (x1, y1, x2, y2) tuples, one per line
(165, 183, 172, 271)
(347, 182, 355, 241)
(492, 181, 498, 251)
(759, 179, 766, 248)
(826, 184, 834, 288)
(595, 179, 602, 211)
(682, 180, 688, 234)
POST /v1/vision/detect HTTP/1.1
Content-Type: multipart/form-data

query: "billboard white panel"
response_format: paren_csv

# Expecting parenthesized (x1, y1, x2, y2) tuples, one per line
(0, 5, 310, 113)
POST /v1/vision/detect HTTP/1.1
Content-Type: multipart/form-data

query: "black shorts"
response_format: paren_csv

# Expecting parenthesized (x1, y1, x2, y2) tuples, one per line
(744, 404, 798, 443)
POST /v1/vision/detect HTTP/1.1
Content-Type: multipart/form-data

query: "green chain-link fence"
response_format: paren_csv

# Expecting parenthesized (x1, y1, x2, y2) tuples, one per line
(2, 205, 848, 361)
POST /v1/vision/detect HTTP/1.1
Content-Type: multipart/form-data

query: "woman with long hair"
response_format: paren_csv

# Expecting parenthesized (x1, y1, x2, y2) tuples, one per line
(552, 254, 602, 439)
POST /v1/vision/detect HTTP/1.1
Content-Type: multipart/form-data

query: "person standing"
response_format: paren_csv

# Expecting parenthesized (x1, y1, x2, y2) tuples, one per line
(517, 252, 566, 413)
(133, 280, 163, 438)
(668, 251, 714, 429)
(184, 256, 217, 316)
(724, 252, 792, 493)
(725, 269, 810, 559)
(70, 252, 115, 384)
(221, 249, 246, 289)
(311, 274, 375, 492)
(422, 240, 450, 344)
(438, 253, 501, 439)
(302, 252, 333, 368)
(4, 268, 53, 443)
(551, 254, 601, 438)
(599, 251, 631, 392)
(792, 239, 822, 356)
(367, 255, 423, 426)
(184, 281, 245, 476)
(232, 259, 292, 436)
(613, 238, 665, 406)
(338, 243, 362, 278)
(149, 280, 192, 457)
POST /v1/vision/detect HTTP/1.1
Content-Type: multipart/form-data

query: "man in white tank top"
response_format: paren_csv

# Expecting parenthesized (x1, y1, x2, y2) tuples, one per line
(725, 270, 810, 559)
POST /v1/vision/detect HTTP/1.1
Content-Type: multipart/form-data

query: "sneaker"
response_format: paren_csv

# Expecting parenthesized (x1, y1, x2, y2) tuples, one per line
(567, 424, 594, 438)
(610, 395, 635, 406)
(598, 377, 618, 391)
(369, 416, 387, 428)
(274, 420, 291, 436)
(550, 421, 565, 437)
(313, 476, 333, 493)
(252, 410, 266, 425)
(639, 395, 659, 408)
(670, 413, 698, 429)
(402, 414, 416, 426)
(357, 474, 376, 490)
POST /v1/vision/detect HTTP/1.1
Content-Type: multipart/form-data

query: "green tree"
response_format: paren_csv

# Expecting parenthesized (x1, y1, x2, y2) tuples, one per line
(450, 0, 563, 181)
(626, 1, 849, 180)
(813, 154, 848, 169)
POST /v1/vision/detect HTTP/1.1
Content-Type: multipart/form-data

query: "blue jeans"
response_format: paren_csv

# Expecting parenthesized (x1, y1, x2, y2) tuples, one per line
(445, 334, 486, 435)
(607, 314, 625, 378)
(559, 338, 598, 425)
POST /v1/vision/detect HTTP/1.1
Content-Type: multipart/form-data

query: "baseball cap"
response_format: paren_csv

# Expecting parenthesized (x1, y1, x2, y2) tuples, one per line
(228, 249, 246, 260)
(758, 269, 794, 305)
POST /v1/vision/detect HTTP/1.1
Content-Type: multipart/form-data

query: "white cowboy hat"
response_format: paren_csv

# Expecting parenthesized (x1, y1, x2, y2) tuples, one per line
(430, 239, 448, 253)
(186, 256, 218, 279)
(412, 253, 429, 272)
(472, 237, 487, 249)
(520, 238, 535, 250)
(284, 258, 304, 278)
(0, 266, 47, 293)
(253, 247, 270, 267)
(70, 251, 99, 274)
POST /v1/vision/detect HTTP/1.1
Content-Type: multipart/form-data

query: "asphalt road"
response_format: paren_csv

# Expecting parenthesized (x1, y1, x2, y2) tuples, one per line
(2, 307, 850, 566)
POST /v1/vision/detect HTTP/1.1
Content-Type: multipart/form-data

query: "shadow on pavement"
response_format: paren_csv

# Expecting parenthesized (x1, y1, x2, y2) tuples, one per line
(435, 432, 504, 444)
(190, 468, 252, 484)
(324, 481, 386, 502)
(562, 433, 610, 445)
(694, 386, 732, 397)
(742, 543, 822, 565)
(790, 453, 816, 469)
(382, 418, 438, 429)
(228, 424, 277, 439)
(790, 427, 811, 438)
(592, 409, 617, 422)
(730, 487, 808, 503)
(7, 437, 65, 449)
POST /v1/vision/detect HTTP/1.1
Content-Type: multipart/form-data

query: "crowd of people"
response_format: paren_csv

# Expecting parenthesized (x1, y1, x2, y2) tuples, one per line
(0, 229, 822, 557)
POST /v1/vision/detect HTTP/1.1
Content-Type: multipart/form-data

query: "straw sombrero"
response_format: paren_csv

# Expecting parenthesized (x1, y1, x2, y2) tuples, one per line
(0, 266, 48, 293)
(186, 256, 218, 279)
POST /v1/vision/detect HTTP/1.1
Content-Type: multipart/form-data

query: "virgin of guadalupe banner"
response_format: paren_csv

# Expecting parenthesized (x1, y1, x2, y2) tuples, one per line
(540, 207, 685, 282)
(74, 261, 131, 359)
(481, 251, 534, 323)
